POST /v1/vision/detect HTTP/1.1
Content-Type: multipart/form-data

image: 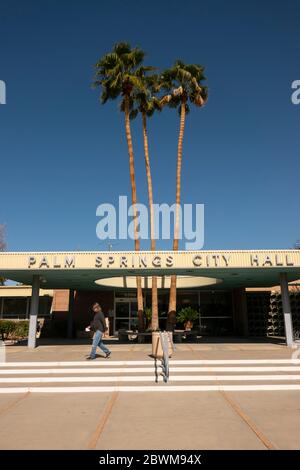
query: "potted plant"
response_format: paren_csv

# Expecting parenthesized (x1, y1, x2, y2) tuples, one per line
(177, 307, 199, 331)
(128, 319, 139, 340)
(144, 307, 153, 331)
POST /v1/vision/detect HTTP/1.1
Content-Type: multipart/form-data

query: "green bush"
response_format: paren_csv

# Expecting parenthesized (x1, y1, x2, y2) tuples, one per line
(12, 321, 29, 339)
(0, 320, 15, 340)
(0, 320, 29, 340)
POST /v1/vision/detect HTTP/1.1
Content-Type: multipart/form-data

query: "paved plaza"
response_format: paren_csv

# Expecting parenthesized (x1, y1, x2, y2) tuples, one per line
(0, 339, 300, 450)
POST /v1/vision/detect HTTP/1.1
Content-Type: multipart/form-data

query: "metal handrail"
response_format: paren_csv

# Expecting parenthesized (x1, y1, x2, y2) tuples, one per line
(154, 331, 175, 383)
(160, 331, 169, 383)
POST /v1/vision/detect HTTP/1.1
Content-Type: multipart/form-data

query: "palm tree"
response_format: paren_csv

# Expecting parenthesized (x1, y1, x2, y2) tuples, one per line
(130, 71, 161, 330)
(160, 61, 208, 330)
(93, 42, 146, 332)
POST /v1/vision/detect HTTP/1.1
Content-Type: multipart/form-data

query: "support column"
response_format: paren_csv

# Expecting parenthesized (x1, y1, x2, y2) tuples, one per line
(67, 289, 75, 339)
(232, 288, 248, 336)
(25, 297, 30, 319)
(279, 272, 294, 347)
(28, 275, 40, 349)
(240, 289, 249, 337)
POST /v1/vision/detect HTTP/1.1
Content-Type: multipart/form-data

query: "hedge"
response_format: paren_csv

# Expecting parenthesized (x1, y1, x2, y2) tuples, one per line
(0, 320, 29, 340)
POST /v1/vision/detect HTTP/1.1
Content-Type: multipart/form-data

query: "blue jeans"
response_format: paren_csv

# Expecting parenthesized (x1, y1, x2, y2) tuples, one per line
(90, 330, 110, 358)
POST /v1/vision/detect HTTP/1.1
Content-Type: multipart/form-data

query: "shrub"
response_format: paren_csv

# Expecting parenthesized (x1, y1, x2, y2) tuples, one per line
(12, 321, 29, 339)
(0, 320, 15, 340)
(0, 320, 29, 340)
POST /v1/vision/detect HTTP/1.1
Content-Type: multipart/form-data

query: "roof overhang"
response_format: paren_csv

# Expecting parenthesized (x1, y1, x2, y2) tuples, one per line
(95, 275, 223, 289)
(0, 250, 300, 290)
(0, 286, 53, 297)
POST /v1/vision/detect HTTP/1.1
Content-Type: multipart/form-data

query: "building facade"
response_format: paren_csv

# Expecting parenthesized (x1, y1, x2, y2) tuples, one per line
(0, 249, 300, 347)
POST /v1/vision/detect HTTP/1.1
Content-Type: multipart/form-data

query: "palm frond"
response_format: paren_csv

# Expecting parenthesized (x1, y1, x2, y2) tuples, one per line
(159, 94, 172, 107)
(135, 65, 157, 77)
(129, 108, 139, 120)
(172, 86, 183, 97)
(113, 42, 131, 55)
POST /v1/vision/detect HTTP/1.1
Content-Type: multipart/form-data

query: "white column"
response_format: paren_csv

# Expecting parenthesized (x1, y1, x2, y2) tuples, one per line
(279, 272, 294, 347)
(28, 275, 40, 349)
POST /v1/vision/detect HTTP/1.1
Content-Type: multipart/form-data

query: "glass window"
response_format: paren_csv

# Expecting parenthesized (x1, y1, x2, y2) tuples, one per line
(200, 292, 232, 318)
(115, 318, 130, 331)
(115, 292, 137, 299)
(199, 317, 233, 335)
(3, 297, 27, 319)
(115, 302, 130, 318)
(129, 318, 139, 330)
(130, 301, 138, 318)
(177, 291, 199, 310)
(115, 299, 140, 332)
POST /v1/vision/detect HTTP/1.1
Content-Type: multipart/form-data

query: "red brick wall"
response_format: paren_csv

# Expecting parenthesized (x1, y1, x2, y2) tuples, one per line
(52, 290, 70, 312)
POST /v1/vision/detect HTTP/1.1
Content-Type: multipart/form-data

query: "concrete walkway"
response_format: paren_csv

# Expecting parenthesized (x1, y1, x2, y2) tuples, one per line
(0, 340, 300, 449)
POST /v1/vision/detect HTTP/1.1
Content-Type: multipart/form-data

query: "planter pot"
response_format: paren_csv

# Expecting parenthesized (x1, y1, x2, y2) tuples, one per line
(152, 331, 173, 359)
(184, 320, 193, 331)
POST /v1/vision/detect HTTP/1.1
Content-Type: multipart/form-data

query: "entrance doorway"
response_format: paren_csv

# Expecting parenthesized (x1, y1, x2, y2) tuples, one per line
(114, 290, 234, 335)
(114, 297, 138, 332)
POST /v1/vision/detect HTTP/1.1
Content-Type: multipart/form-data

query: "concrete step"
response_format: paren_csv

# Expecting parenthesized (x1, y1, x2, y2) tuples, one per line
(1, 359, 300, 393)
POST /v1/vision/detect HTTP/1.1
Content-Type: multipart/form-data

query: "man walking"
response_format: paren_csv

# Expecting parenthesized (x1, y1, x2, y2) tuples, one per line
(86, 303, 111, 360)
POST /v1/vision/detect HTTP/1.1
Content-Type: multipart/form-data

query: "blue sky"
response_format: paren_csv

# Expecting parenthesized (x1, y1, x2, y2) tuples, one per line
(0, 0, 299, 252)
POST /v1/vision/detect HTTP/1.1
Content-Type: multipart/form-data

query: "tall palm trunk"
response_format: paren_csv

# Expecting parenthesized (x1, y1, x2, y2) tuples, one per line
(124, 96, 144, 331)
(167, 98, 186, 331)
(142, 111, 158, 330)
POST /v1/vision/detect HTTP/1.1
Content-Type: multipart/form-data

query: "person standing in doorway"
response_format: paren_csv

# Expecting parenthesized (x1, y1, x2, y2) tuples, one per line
(85, 303, 111, 360)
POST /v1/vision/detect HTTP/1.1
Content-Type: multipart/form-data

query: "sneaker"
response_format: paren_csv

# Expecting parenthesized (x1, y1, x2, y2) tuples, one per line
(105, 351, 111, 358)
(86, 356, 96, 360)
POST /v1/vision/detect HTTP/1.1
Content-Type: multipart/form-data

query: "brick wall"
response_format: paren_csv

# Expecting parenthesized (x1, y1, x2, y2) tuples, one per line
(52, 290, 70, 312)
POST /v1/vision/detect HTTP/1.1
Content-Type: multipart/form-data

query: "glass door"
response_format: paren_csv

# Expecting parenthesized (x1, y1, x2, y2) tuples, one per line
(114, 298, 138, 332)
(129, 301, 138, 330)
(115, 299, 130, 332)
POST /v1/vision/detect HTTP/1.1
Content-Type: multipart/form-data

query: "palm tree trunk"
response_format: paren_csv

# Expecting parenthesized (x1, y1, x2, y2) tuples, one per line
(167, 99, 186, 331)
(124, 96, 144, 332)
(142, 111, 158, 331)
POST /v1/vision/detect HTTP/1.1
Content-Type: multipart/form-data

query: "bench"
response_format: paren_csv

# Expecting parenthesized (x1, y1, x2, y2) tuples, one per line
(118, 330, 197, 343)
(118, 330, 151, 342)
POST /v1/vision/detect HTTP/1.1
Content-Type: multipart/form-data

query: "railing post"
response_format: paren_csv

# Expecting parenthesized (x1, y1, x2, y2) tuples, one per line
(279, 272, 294, 347)
(28, 275, 40, 348)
